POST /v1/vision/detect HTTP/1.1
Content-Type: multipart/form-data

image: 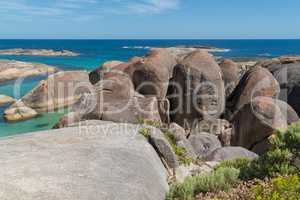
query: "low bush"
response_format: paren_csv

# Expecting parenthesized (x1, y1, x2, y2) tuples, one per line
(166, 122, 300, 199)
(138, 119, 195, 165)
(139, 127, 151, 138)
(251, 175, 300, 200)
(166, 167, 240, 200)
(214, 158, 251, 171)
(240, 122, 300, 180)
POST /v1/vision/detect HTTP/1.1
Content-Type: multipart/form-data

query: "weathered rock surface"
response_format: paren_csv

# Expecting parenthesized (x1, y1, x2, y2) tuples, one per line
(175, 161, 219, 183)
(219, 59, 240, 98)
(94, 68, 135, 100)
(52, 111, 85, 129)
(165, 46, 230, 62)
(0, 123, 169, 200)
(125, 48, 177, 99)
(168, 123, 197, 159)
(231, 97, 299, 154)
(0, 60, 58, 83)
(0, 94, 15, 106)
(100, 97, 162, 124)
(191, 118, 233, 146)
(259, 56, 300, 116)
(169, 51, 225, 127)
(169, 123, 187, 138)
(4, 101, 38, 122)
(0, 48, 79, 56)
(149, 127, 180, 169)
(89, 61, 124, 85)
(188, 133, 222, 159)
(4, 71, 92, 122)
(227, 66, 280, 112)
(206, 147, 259, 162)
(70, 94, 162, 125)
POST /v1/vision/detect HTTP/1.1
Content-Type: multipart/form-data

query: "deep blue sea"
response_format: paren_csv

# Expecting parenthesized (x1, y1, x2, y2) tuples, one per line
(1, 39, 300, 136)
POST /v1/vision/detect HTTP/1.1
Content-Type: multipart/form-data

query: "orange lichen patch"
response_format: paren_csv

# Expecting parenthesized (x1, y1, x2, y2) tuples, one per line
(221, 59, 236, 67)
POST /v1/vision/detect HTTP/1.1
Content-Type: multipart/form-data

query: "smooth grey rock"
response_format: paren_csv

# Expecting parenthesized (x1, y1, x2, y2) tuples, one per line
(188, 133, 222, 159)
(177, 139, 198, 159)
(206, 147, 259, 162)
(0, 123, 169, 200)
(175, 161, 220, 183)
(191, 118, 233, 146)
(169, 123, 187, 139)
(149, 127, 179, 169)
(168, 123, 197, 159)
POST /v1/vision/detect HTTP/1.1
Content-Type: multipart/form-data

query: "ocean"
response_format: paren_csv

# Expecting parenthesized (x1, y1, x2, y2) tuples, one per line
(1, 39, 300, 136)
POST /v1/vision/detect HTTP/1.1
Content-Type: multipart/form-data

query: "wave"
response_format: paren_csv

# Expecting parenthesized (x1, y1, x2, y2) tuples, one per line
(122, 46, 152, 50)
(258, 53, 272, 57)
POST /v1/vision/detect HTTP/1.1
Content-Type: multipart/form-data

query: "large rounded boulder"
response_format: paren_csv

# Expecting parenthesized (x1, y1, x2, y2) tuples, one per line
(168, 50, 225, 127)
(219, 59, 240, 98)
(94, 67, 136, 100)
(206, 147, 258, 162)
(188, 132, 222, 159)
(89, 61, 124, 85)
(259, 56, 300, 116)
(227, 66, 280, 112)
(125, 48, 177, 99)
(231, 96, 299, 154)
(4, 71, 92, 122)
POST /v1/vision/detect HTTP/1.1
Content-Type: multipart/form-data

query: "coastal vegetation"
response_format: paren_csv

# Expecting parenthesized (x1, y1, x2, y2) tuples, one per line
(166, 121, 300, 200)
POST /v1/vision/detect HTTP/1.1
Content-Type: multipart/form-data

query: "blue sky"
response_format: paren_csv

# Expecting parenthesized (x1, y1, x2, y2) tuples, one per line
(0, 0, 300, 39)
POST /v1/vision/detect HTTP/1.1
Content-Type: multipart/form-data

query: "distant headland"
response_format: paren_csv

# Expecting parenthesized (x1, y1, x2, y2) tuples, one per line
(0, 48, 79, 57)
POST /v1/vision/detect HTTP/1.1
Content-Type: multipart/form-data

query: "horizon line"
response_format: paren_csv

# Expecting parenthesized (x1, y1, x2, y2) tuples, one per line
(1, 38, 300, 40)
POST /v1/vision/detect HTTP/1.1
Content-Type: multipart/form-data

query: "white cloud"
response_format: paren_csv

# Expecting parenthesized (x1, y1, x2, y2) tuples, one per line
(0, 0, 181, 22)
(129, 0, 181, 13)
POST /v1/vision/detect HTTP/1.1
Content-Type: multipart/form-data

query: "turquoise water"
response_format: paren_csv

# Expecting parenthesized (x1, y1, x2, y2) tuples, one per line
(1, 39, 300, 136)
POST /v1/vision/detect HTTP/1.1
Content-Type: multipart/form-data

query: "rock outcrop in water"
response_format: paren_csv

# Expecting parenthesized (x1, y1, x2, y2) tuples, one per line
(0, 48, 79, 56)
(0, 94, 15, 106)
(4, 71, 92, 122)
(0, 60, 58, 83)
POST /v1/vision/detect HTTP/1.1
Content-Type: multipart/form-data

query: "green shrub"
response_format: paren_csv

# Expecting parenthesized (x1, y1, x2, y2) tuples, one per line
(139, 127, 151, 138)
(138, 119, 194, 165)
(251, 175, 300, 200)
(240, 122, 300, 180)
(166, 167, 240, 200)
(215, 158, 251, 171)
(240, 148, 298, 180)
(138, 118, 162, 128)
(164, 129, 194, 165)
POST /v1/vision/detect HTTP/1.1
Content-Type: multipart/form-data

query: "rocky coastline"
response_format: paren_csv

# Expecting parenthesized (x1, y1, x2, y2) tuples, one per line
(0, 59, 58, 83)
(174, 45, 231, 52)
(0, 48, 79, 56)
(0, 94, 15, 106)
(0, 47, 300, 199)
